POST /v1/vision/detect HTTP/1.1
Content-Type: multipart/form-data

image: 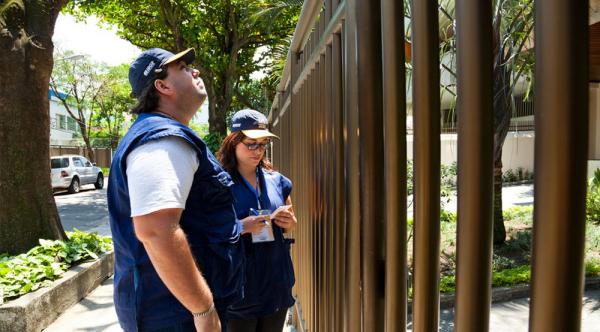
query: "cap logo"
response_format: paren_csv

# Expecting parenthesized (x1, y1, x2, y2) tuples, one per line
(257, 123, 267, 129)
(143, 61, 156, 76)
(232, 123, 241, 128)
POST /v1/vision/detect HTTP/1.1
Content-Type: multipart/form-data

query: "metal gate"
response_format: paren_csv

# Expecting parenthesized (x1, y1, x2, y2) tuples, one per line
(268, 0, 589, 331)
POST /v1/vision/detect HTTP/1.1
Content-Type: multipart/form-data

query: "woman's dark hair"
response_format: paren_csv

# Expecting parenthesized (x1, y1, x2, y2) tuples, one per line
(217, 132, 273, 174)
(130, 69, 169, 115)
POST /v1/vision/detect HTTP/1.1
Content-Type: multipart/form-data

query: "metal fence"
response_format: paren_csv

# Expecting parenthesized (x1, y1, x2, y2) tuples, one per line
(268, 0, 589, 331)
(49, 146, 112, 168)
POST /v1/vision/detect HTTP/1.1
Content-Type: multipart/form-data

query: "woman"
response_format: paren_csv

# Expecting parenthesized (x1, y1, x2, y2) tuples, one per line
(217, 109, 297, 332)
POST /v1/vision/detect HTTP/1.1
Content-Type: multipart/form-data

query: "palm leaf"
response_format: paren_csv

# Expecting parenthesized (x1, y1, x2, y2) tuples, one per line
(0, 0, 25, 28)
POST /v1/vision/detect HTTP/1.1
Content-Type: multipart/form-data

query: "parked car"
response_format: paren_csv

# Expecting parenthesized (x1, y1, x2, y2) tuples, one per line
(51, 155, 104, 194)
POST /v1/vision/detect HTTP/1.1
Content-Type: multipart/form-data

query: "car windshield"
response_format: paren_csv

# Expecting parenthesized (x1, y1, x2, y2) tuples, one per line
(51, 158, 69, 169)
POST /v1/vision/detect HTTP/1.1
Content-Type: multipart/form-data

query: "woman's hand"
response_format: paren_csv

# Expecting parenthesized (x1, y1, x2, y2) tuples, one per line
(240, 215, 267, 235)
(273, 206, 297, 231)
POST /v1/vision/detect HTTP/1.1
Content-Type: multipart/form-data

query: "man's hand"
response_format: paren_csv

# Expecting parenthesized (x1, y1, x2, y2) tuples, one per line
(194, 310, 221, 332)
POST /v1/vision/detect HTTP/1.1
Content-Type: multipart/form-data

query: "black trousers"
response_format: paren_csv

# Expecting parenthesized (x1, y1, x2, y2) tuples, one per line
(227, 308, 288, 332)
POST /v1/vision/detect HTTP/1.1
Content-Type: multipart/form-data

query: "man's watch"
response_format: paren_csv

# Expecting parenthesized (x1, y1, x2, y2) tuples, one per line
(192, 303, 216, 318)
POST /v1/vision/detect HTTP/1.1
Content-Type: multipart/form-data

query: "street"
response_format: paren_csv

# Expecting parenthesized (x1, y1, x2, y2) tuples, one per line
(54, 184, 111, 236)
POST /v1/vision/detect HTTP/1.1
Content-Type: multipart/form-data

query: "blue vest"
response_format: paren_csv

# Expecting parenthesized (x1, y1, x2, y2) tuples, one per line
(226, 168, 295, 320)
(107, 113, 244, 331)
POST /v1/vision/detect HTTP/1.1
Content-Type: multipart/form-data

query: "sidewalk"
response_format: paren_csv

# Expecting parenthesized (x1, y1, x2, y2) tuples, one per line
(45, 276, 600, 331)
(45, 184, 598, 331)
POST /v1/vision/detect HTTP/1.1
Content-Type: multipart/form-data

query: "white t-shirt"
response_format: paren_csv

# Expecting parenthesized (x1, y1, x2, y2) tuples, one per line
(126, 136, 200, 217)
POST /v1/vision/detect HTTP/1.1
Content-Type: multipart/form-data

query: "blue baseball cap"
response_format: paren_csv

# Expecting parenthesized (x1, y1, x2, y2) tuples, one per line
(230, 109, 279, 139)
(128, 48, 196, 99)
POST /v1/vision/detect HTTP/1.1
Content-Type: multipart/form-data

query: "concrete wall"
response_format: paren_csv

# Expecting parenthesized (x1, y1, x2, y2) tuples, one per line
(590, 83, 600, 160)
(407, 131, 535, 171)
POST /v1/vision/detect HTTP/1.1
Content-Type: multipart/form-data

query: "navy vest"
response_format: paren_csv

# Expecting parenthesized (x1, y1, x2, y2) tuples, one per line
(227, 168, 295, 319)
(107, 113, 243, 331)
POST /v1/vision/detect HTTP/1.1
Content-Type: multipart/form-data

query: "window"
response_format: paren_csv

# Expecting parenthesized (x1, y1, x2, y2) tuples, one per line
(67, 117, 77, 132)
(51, 158, 69, 169)
(57, 114, 67, 130)
(73, 158, 84, 167)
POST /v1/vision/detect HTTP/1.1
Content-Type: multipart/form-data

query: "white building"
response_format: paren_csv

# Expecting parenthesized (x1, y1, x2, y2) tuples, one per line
(49, 90, 82, 146)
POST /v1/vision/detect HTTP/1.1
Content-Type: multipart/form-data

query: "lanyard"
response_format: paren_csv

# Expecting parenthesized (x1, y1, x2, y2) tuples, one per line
(254, 169, 262, 210)
(242, 168, 263, 210)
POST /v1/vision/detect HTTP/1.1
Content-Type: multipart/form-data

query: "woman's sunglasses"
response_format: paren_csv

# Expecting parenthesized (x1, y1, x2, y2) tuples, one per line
(242, 141, 269, 151)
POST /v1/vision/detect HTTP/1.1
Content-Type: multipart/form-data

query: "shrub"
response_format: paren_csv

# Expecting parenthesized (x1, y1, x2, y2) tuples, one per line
(492, 265, 531, 287)
(503, 169, 518, 183)
(592, 168, 600, 190)
(440, 210, 457, 223)
(588, 185, 600, 224)
(0, 230, 112, 302)
(202, 133, 224, 154)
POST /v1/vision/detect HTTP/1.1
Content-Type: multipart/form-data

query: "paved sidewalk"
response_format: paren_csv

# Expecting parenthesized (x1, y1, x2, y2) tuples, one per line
(45, 276, 600, 331)
(45, 277, 120, 332)
(46, 184, 599, 331)
(407, 289, 600, 332)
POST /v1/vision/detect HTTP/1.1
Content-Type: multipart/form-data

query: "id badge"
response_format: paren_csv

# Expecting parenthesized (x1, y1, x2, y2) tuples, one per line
(251, 209, 275, 243)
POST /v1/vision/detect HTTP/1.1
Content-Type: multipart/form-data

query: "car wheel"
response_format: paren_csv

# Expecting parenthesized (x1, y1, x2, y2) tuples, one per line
(94, 173, 104, 189)
(68, 177, 80, 194)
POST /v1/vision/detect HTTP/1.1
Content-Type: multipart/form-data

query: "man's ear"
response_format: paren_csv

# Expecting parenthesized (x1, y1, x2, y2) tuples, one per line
(154, 78, 172, 96)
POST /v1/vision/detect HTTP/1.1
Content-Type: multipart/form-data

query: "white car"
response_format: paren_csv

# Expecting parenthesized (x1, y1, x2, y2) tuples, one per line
(51, 155, 104, 194)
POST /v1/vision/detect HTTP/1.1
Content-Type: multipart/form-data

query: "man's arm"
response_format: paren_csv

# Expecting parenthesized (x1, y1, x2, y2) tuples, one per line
(133, 208, 219, 330)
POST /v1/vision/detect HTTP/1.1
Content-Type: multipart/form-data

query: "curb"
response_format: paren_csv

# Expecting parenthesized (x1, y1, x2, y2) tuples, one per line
(408, 276, 600, 313)
(0, 251, 115, 332)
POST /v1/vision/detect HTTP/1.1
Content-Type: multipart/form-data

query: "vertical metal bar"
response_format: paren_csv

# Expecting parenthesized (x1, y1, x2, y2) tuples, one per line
(342, 4, 362, 331)
(530, 1, 589, 331)
(411, 0, 441, 330)
(355, 0, 385, 331)
(454, 0, 494, 330)
(332, 32, 345, 332)
(325, 44, 334, 332)
(381, 0, 407, 330)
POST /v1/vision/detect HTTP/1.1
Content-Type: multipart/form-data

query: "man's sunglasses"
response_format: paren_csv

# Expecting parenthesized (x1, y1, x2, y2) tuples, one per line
(242, 142, 269, 151)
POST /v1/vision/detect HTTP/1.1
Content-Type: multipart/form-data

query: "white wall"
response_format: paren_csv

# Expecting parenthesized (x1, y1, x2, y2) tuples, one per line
(407, 131, 535, 171)
(50, 98, 74, 142)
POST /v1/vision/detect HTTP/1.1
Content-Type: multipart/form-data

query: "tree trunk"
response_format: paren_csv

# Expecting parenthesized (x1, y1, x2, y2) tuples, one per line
(207, 94, 228, 137)
(491, 66, 512, 244)
(0, 1, 67, 254)
(493, 158, 507, 244)
(80, 125, 95, 162)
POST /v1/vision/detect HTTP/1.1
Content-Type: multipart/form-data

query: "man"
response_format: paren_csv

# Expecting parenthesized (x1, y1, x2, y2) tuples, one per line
(108, 48, 259, 332)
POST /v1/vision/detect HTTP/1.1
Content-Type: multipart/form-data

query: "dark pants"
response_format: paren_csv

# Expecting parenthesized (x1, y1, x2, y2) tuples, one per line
(227, 309, 288, 332)
(144, 306, 229, 332)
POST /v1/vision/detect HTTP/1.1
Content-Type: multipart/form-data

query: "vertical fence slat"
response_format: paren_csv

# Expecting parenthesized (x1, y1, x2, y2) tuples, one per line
(529, 1, 589, 331)
(332, 32, 345, 332)
(453, 0, 495, 331)
(412, 0, 441, 329)
(355, 0, 385, 330)
(342, 1, 363, 329)
(381, 0, 407, 330)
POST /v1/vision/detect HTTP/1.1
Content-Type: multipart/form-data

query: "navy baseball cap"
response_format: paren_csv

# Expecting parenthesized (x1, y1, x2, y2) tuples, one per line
(230, 109, 279, 139)
(128, 48, 196, 99)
